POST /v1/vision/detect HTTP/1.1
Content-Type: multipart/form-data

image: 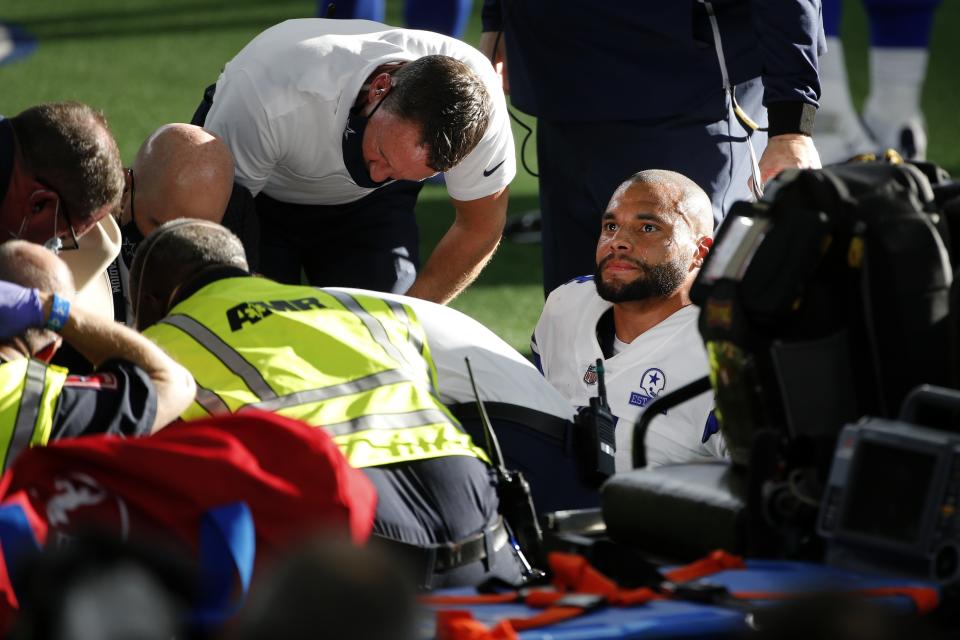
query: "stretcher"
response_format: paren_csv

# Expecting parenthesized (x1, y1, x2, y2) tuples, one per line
(419, 554, 939, 639)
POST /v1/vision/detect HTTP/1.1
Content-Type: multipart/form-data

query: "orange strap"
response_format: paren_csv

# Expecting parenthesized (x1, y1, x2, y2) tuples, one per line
(436, 611, 518, 640)
(427, 593, 521, 606)
(427, 551, 939, 640)
(663, 549, 746, 583)
(507, 606, 588, 631)
(422, 550, 741, 607)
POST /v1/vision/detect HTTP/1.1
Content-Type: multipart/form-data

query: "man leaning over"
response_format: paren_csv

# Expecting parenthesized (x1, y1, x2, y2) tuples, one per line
(0, 241, 195, 471)
(194, 19, 513, 303)
(533, 170, 727, 471)
(131, 220, 527, 589)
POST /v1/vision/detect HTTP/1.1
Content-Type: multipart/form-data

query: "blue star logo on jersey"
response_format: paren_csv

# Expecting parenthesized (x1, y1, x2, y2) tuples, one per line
(628, 368, 667, 408)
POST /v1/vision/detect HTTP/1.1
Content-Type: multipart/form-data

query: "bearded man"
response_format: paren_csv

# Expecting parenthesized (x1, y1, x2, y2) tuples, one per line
(532, 170, 727, 470)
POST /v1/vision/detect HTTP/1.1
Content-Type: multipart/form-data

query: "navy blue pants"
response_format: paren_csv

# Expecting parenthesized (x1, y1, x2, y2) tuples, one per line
(537, 78, 767, 295)
(252, 181, 424, 293)
(364, 455, 526, 589)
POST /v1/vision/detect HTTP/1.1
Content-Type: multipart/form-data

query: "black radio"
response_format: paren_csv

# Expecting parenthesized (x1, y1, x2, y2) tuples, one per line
(819, 413, 960, 585)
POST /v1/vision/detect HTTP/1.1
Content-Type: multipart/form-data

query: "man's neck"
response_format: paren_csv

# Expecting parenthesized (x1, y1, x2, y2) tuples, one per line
(169, 264, 250, 311)
(611, 289, 690, 344)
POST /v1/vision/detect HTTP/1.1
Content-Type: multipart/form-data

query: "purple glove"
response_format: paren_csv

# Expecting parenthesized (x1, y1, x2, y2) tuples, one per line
(0, 281, 45, 340)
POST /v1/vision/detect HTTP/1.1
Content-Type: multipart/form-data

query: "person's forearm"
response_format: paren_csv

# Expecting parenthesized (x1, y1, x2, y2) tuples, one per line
(40, 293, 196, 432)
(405, 190, 508, 304)
(405, 221, 502, 304)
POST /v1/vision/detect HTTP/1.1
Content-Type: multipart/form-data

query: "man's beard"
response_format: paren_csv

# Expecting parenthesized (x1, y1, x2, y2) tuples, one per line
(594, 254, 687, 303)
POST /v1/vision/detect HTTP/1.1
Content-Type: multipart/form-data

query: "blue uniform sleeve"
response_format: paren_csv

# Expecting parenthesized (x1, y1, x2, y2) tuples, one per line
(51, 359, 158, 440)
(481, 0, 502, 32)
(750, 0, 824, 119)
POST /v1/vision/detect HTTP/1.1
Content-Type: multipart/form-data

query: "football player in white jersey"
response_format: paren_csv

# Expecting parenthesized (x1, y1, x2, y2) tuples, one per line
(532, 169, 727, 471)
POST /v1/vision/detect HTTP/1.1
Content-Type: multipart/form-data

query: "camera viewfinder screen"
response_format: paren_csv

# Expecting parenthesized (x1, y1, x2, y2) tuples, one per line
(841, 440, 937, 545)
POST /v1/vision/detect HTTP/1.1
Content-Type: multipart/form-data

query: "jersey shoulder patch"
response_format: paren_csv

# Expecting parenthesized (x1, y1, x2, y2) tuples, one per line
(65, 373, 119, 391)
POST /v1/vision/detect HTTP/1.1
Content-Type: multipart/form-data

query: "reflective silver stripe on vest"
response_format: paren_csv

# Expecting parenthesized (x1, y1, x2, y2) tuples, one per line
(196, 386, 229, 415)
(162, 314, 277, 400)
(5, 359, 47, 470)
(325, 290, 419, 379)
(384, 300, 424, 356)
(244, 368, 410, 414)
(322, 407, 454, 437)
(382, 299, 437, 396)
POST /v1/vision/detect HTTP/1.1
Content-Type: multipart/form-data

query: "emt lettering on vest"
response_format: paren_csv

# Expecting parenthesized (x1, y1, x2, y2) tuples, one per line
(147, 279, 486, 468)
(226, 296, 327, 331)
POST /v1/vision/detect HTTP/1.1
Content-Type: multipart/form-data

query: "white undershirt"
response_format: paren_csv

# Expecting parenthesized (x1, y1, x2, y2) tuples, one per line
(612, 334, 630, 356)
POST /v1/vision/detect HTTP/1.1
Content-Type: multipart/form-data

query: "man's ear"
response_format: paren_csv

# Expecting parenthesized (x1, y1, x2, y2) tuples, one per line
(22, 189, 62, 243)
(367, 72, 393, 104)
(693, 236, 713, 268)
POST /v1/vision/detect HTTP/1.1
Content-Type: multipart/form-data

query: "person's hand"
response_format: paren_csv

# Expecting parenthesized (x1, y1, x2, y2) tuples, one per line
(479, 31, 509, 94)
(0, 281, 45, 339)
(752, 133, 822, 196)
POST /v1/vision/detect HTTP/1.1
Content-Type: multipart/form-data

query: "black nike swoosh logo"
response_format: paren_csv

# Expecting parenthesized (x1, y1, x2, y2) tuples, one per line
(483, 160, 506, 177)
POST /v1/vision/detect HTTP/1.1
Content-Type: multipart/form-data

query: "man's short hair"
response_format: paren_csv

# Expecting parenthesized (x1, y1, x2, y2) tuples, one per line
(0, 241, 75, 353)
(387, 55, 492, 173)
(130, 219, 248, 319)
(11, 102, 124, 228)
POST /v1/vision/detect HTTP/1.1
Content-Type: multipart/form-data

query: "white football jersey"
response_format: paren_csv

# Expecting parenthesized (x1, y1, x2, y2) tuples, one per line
(328, 288, 576, 421)
(533, 277, 727, 471)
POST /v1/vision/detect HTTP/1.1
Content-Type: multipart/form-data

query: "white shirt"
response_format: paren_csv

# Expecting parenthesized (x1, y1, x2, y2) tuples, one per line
(328, 288, 576, 421)
(532, 277, 727, 471)
(204, 19, 515, 205)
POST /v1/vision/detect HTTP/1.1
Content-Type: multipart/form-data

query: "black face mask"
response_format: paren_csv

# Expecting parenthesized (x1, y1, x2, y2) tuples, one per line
(342, 94, 393, 189)
(119, 217, 144, 269)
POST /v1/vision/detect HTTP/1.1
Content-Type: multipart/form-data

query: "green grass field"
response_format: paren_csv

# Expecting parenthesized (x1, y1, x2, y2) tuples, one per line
(1, 0, 958, 353)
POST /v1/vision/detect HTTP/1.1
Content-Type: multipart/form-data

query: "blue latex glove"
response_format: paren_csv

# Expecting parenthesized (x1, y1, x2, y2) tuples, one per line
(0, 281, 45, 340)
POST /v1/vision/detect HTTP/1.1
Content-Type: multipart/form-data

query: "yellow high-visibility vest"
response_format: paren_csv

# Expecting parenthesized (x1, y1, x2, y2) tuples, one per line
(0, 358, 68, 471)
(144, 277, 489, 468)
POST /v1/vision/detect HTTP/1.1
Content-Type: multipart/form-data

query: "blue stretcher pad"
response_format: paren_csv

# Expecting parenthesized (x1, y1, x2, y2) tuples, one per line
(420, 560, 939, 639)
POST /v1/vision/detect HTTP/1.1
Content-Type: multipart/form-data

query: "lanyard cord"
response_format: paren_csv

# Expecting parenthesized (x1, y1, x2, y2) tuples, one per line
(700, 0, 765, 199)
(490, 30, 539, 178)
